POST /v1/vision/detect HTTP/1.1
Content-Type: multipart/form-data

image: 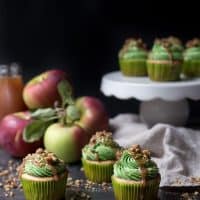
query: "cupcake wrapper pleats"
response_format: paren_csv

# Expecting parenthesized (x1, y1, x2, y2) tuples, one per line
(82, 159, 114, 183)
(119, 59, 147, 76)
(147, 61, 182, 81)
(182, 60, 200, 77)
(21, 173, 67, 200)
(112, 175, 160, 200)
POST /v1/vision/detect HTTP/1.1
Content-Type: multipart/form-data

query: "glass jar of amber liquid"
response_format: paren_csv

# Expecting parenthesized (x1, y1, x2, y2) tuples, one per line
(0, 63, 26, 120)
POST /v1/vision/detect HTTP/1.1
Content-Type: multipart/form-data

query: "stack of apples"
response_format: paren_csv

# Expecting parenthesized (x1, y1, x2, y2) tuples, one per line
(0, 70, 109, 163)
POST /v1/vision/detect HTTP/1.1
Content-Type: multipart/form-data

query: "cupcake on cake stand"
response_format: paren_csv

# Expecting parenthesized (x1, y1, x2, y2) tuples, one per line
(100, 71, 200, 126)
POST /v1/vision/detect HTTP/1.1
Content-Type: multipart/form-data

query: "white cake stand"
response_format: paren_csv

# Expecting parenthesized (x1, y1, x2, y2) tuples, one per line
(100, 71, 200, 126)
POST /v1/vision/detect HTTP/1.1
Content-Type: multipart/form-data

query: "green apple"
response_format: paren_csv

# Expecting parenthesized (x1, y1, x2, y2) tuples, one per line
(44, 122, 88, 163)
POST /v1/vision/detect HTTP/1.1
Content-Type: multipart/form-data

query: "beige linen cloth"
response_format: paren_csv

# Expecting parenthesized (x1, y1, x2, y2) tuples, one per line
(110, 114, 200, 187)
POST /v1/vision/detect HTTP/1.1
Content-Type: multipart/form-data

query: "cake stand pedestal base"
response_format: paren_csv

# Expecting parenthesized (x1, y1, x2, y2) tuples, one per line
(101, 71, 200, 126)
(140, 99, 189, 127)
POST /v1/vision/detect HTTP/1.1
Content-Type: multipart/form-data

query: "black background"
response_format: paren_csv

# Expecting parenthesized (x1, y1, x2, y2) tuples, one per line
(0, 0, 200, 119)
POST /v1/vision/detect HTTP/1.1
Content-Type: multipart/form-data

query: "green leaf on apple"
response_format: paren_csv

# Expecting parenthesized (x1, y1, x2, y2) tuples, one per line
(23, 120, 52, 143)
(31, 108, 57, 120)
(58, 80, 74, 107)
(66, 105, 81, 124)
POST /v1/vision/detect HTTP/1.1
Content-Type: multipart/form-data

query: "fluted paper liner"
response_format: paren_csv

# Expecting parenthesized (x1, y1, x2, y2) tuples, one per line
(82, 158, 114, 183)
(21, 172, 67, 200)
(112, 175, 160, 200)
(119, 59, 147, 76)
(183, 60, 200, 77)
(147, 61, 182, 81)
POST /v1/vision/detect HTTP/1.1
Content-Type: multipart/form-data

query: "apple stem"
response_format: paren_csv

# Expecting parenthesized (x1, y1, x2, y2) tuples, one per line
(54, 100, 60, 108)
(57, 109, 67, 126)
(60, 117, 66, 126)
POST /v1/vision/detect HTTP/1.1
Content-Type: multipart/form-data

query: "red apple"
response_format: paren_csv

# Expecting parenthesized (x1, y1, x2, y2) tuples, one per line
(0, 112, 42, 157)
(23, 69, 70, 109)
(44, 123, 88, 163)
(75, 96, 109, 136)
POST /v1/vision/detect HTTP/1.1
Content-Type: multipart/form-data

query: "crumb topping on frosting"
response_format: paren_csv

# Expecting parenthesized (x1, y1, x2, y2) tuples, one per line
(155, 36, 182, 49)
(82, 131, 121, 161)
(186, 38, 200, 48)
(128, 144, 151, 164)
(123, 38, 147, 49)
(25, 148, 62, 167)
(19, 148, 66, 178)
(89, 131, 112, 145)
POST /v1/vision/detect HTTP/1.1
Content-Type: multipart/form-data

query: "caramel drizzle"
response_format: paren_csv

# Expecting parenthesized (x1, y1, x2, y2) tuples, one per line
(139, 164, 148, 200)
(45, 153, 62, 181)
(140, 165, 147, 186)
(49, 165, 59, 181)
(129, 145, 150, 200)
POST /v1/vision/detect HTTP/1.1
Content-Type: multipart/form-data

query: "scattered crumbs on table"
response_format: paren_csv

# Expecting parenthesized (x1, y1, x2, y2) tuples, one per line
(0, 159, 21, 198)
(66, 175, 112, 192)
(170, 176, 200, 187)
(190, 177, 200, 185)
(171, 177, 184, 186)
(80, 167, 84, 171)
(181, 191, 200, 200)
(0, 158, 111, 199)
(67, 190, 91, 200)
(1, 159, 200, 200)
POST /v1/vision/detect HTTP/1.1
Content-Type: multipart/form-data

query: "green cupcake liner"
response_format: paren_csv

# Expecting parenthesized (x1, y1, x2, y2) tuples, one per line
(82, 158, 114, 183)
(182, 60, 200, 77)
(21, 172, 67, 200)
(147, 61, 182, 81)
(112, 175, 160, 200)
(119, 59, 147, 76)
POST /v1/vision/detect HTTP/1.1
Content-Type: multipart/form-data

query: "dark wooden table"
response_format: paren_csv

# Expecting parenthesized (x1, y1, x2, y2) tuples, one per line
(0, 149, 200, 200)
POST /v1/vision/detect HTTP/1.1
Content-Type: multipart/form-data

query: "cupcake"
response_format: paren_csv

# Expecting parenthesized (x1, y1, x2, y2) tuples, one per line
(82, 131, 121, 183)
(19, 148, 68, 200)
(119, 38, 148, 76)
(112, 144, 160, 200)
(182, 38, 200, 77)
(147, 36, 183, 81)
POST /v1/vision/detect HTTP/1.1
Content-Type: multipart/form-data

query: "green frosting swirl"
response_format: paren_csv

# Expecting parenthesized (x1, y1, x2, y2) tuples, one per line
(119, 38, 147, 60)
(149, 37, 183, 61)
(23, 149, 66, 177)
(184, 47, 200, 60)
(184, 39, 200, 61)
(82, 131, 121, 161)
(113, 148, 159, 181)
